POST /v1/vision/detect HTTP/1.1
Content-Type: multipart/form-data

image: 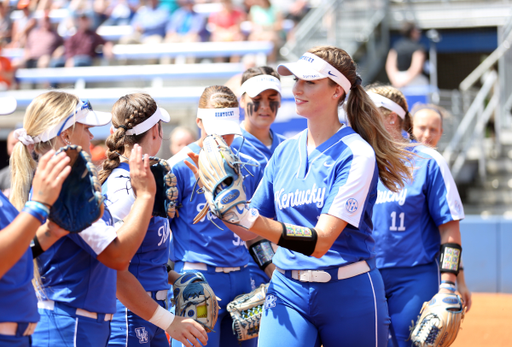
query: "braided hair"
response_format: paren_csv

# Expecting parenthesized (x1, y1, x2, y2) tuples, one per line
(98, 93, 158, 184)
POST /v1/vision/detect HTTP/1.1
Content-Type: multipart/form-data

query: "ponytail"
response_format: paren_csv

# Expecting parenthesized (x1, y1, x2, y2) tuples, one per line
(346, 85, 412, 191)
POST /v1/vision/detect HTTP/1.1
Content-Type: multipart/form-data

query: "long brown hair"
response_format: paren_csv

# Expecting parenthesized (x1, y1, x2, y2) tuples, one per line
(98, 93, 158, 184)
(308, 46, 412, 191)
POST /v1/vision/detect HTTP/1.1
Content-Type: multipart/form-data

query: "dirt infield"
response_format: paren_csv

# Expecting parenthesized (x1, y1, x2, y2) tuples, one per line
(451, 293, 512, 347)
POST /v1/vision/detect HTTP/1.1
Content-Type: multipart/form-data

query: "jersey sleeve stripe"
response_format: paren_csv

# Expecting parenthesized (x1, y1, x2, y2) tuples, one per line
(327, 133, 376, 228)
(78, 219, 118, 255)
(418, 146, 465, 220)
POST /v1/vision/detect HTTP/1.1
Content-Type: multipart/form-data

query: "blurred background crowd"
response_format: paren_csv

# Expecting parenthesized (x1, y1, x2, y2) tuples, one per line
(0, 0, 312, 90)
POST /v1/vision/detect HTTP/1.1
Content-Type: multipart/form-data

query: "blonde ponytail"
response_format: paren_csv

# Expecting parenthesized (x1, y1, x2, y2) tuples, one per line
(10, 91, 79, 210)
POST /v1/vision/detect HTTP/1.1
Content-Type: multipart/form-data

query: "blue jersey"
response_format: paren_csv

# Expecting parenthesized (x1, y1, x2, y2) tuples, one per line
(168, 142, 261, 267)
(37, 208, 118, 314)
(250, 126, 379, 270)
(372, 144, 464, 269)
(103, 163, 170, 291)
(232, 126, 287, 167)
(0, 192, 39, 323)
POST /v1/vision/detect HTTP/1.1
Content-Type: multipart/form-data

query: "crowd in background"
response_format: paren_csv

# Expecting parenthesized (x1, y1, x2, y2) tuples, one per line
(0, 0, 312, 89)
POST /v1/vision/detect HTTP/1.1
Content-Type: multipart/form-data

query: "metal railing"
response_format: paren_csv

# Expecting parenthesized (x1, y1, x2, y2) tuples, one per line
(280, 0, 389, 82)
(443, 15, 512, 181)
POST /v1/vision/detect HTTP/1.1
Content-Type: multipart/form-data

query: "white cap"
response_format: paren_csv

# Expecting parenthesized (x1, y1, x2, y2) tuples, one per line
(0, 96, 17, 115)
(240, 75, 281, 98)
(367, 92, 406, 119)
(197, 107, 242, 136)
(277, 52, 352, 94)
(123, 107, 170, 135)
(33, 100, 111, 143)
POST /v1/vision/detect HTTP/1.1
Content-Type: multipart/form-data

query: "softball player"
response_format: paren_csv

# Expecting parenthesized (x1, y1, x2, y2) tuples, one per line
(9, 91, 158, 347)
(0, 96, 71, 347)
(367, 85, 466, 347)
(212, 46, 415, 347)
(100, 93, 206, 347)
(230, 66, 286, 290)
(167, 85, 261, 347)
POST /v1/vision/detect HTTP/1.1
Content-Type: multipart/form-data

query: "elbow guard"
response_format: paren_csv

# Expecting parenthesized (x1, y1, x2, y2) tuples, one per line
(439, 243, 462, 275)
(277, 222, 318, 257)
(249, 239, 275, 271)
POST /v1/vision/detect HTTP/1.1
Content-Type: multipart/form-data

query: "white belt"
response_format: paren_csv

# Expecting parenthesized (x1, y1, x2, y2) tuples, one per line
(0, 322, 37, 336)
(276, 260, 370, 283)
(147, 289, 168, 301)
(38, 300, 114, 321)
(183, 262, 246, 273)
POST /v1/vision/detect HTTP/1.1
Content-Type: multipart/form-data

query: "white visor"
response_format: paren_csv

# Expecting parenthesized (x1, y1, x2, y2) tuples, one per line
(368, 92, 406, 119)
(197, 107, 241, 136)
(277, 52, 352, 94)
(34, 100, 112, 143)
(240, 75, 281, 98)
(0, 96, 17, 115)
(124, 107, 171, 135)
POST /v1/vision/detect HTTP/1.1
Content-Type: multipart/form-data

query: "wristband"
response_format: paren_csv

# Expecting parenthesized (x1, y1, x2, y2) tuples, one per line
(439, 243, 462, 275)
(441, 280, 455, 285)
(31, 236, 45, 259)
(249, 239, 275, 271)
(22, 201, 50, 225)
(277, 222, 318, 257)
(149, 305, 175, 331)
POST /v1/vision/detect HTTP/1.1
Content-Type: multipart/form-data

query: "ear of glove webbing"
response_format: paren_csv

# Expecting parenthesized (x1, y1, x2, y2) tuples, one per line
(148, 157, 178, 219)
(49, 145, 104, 233)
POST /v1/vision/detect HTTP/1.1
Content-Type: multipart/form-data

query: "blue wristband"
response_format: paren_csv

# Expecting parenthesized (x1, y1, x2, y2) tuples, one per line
(22, 201, 50, 225)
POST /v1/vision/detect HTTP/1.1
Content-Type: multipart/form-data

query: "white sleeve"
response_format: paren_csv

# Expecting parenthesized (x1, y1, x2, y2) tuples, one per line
(77, 218, 119, 255)
(103, 168, 136, 222)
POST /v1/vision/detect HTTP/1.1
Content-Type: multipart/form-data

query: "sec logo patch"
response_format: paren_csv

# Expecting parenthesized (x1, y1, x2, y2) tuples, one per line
(346, 198, 358, 213)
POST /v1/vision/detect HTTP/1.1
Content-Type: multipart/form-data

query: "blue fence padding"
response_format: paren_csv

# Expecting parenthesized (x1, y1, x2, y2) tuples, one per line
(460, 216, 500, 292)
(499, 219, 512, 293)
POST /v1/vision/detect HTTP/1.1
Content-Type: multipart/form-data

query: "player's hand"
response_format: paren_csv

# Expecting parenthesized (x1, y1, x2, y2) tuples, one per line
(456, 284, 472, 312)
(185, 152, 203, 188)
(166, 316, 208, 347)
(129, 144, 156, 200)
(32, 150, 71, 206)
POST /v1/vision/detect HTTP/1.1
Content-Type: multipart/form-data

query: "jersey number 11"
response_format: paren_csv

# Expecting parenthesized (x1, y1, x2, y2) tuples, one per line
(390, 211, 406, 231)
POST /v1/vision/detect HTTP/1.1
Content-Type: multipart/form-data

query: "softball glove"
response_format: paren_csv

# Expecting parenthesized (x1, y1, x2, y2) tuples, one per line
(148, 156, 178, 219)
(227, 283, 269, 341)
(410, 292, 465, 347)
(193, 134, 247, 224)
(49, 145, 104, 233)
(173, 272, 219, 333)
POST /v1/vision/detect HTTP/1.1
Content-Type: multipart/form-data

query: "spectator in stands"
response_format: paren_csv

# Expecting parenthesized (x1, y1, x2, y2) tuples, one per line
(386, 21, 428, 88)
(121, 0, 170, 44)
(0, 46, 14, 90)
(51, 12, 113, 68)
(0, 130, 19, 196)
(247, 0, 282, 62)
(169, 126, 196, 156)
(9, 0, 36, 49)
(21, 14, 63, 68)
(411, 103, 445, 148)
(208, 0, 245, 44)
(58, 0, 107, 38)
(165, 0, 206, 44)
(102, 0, 140, 26)
(0, 1, 13, 46)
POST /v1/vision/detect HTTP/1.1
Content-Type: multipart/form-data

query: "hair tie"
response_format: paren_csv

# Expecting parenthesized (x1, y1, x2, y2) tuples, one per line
(117, 125, 128, 130)
(351, 73, 362, 90)
(13, 128, 35, 146)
